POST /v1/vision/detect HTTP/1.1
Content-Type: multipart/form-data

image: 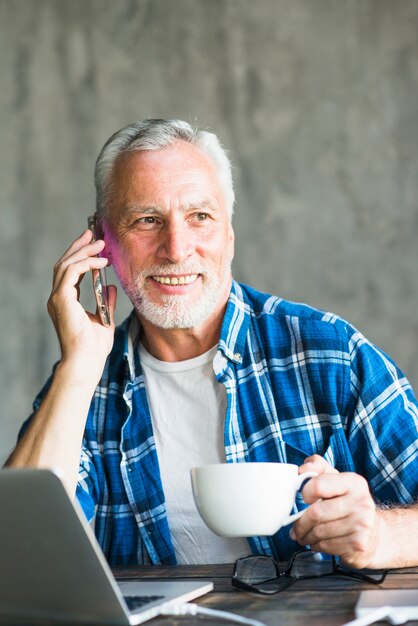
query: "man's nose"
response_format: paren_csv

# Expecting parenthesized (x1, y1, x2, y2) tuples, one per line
(157, 221, 194, 263)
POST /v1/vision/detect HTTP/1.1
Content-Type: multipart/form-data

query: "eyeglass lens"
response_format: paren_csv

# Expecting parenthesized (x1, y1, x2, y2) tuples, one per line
(234, 556, 294, 593)
(235, 556, 279, 584)
(290, 551, 334, 577)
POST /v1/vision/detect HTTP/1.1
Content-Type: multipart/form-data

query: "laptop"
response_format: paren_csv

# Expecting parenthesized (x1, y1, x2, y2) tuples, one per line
(355, 589, 418, 623)
(0, 469, 213, 625)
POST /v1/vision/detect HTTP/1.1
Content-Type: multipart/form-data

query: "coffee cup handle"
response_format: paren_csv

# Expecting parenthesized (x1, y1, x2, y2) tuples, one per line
(281, 471, 318, 526)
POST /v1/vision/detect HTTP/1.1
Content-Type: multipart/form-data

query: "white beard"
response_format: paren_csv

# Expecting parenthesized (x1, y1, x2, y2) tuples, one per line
(117, 259, 232, 330)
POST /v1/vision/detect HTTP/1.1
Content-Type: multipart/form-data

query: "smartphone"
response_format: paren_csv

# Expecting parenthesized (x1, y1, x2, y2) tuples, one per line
(87, 214, 111, 327)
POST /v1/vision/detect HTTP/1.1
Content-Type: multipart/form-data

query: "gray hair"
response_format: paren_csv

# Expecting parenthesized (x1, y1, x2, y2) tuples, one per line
(94, 118, 235, 221)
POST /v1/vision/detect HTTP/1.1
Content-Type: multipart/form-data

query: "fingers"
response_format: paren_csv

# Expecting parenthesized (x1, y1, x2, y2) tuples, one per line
(50, 256, 108, 307)
(48, 230, 111, 330)
(291, 471, 380, 568)
(301, 472, 362, 504)
(299, 454, 339, 476)
(53, 229, 106, 288)
(297, 479, 374, 537)
(55, 229, 94, 267)
(297, 513, 380, 569)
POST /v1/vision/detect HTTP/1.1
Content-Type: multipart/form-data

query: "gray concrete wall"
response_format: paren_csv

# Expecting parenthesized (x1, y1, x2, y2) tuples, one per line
(1, 0, 417, 462)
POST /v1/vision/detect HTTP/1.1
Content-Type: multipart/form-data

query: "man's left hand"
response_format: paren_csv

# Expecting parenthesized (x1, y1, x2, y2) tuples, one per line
(290, 455, 385, 569)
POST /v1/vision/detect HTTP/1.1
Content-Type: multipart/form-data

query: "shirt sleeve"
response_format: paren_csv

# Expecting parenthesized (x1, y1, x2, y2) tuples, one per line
(345, 325, 418, 504)
(76, 440, 99, 522)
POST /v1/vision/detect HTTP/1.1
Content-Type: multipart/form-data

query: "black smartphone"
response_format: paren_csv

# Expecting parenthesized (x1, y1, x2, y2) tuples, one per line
(87, 214, 111, 327)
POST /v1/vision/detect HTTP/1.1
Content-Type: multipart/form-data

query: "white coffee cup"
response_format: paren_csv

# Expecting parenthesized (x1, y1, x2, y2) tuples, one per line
(190, 462, 317, 537)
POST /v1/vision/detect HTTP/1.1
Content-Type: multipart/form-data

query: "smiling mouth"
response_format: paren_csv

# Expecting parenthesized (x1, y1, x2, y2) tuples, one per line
(151, 274, 199, 285)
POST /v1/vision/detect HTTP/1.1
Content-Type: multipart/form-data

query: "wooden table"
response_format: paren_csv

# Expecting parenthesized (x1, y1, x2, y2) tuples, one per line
(114, 563, 418, 626)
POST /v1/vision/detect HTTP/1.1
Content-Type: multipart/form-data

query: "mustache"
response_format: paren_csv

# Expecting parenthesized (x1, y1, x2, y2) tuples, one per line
(139, 263, 209, 278)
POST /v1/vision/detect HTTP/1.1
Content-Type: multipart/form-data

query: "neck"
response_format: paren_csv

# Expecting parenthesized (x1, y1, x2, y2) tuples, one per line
(138, 304, 226, 362)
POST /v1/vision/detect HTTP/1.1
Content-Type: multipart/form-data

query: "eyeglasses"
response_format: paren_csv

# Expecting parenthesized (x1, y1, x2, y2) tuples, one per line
(232, 550, 388, 595)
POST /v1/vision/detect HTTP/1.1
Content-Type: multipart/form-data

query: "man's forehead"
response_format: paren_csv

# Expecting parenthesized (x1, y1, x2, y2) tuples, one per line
(111, 143, 225, 208)
(121, 194, 220, 215)
(114, 140, 215, 177)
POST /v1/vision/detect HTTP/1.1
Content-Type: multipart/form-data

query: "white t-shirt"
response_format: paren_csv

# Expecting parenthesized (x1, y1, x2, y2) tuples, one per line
(139, 343, 249, 564)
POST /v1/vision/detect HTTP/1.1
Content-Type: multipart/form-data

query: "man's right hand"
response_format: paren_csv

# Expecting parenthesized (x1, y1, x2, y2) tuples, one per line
(5, 229, 117, 495)
(47, 229, 117, 383)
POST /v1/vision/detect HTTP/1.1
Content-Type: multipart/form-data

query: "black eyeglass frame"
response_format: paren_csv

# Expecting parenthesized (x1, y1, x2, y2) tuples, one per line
(232, 550, 388, 595)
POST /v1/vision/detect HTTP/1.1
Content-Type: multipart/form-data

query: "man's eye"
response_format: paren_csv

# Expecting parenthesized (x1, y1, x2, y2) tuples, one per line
(131, 216, 158, 227)
(195, 213, 209, 221)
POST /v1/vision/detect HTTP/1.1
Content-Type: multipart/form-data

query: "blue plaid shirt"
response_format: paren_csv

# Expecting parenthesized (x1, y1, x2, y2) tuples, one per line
(29, 281, 418, 565)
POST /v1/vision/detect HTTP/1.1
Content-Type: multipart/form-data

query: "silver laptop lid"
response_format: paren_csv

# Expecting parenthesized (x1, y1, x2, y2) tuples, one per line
(0, 469, 132, 624)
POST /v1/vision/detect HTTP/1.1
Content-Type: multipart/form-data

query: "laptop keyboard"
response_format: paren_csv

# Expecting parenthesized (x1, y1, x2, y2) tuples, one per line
(124, 595, 165, 612)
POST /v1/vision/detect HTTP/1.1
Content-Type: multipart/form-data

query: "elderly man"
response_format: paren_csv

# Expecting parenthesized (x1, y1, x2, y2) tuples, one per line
(8, 119, 418, 569)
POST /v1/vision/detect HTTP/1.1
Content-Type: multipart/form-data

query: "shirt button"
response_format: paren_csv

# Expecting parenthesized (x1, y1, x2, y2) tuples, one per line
(234, 352, 242, 362)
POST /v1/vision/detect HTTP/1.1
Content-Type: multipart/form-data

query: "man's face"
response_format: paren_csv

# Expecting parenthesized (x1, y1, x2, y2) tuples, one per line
(104, 140, 235, 330)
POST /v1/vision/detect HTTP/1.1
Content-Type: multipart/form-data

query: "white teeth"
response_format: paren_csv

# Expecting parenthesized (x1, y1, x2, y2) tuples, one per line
(153, 274, 198, 285)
